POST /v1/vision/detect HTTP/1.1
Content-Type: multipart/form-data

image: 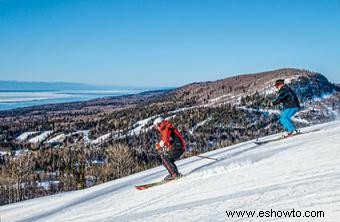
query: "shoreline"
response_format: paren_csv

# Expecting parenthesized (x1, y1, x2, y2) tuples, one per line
(0, 88, 171, 117)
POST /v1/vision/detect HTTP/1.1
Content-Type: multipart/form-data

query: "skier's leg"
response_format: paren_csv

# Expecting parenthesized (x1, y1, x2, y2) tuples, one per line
(284, 108, 299, 132)
(280, 109, 290, 131)
(172, 147, 184, 161)
(169, 148, 184, 176)
(160, 154, 178, 176)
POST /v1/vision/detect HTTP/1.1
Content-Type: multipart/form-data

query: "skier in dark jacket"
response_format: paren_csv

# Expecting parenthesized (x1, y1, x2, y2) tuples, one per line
(153, 117, 186, 181)
(271, 79, 300, 136)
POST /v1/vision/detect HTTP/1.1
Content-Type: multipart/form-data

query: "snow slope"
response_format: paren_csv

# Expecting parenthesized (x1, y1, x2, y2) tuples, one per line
(16, 131, 39, 141)
(28, 131, 53, 144)
(1, 121, 340, 222)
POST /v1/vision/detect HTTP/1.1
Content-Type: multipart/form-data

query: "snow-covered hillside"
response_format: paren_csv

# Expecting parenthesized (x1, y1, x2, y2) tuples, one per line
(1, 121, 340, 222)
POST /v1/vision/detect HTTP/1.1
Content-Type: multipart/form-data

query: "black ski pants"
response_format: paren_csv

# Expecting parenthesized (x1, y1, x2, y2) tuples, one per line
(160, 147, 184, 176)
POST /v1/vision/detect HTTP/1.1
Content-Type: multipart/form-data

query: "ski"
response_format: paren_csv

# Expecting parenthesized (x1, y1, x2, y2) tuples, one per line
(254, 129, 320, 145)
(135, 180, 168, 190)
(135, 177, 181, 190)
(254, 136, 287, 145)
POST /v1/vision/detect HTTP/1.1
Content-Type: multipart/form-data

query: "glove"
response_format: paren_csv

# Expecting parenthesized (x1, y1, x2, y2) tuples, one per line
(156, 140, 166, 152)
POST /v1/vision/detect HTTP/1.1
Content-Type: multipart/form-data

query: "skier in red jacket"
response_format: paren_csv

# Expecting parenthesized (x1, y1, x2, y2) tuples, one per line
(153, 117, 186, 181)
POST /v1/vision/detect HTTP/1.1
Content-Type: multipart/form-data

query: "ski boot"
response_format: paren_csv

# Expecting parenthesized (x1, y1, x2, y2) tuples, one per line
(164, 172, 183, 181)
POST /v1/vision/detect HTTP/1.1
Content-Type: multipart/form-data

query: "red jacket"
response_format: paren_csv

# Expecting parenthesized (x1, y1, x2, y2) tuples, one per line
(156, 120, 186, 151)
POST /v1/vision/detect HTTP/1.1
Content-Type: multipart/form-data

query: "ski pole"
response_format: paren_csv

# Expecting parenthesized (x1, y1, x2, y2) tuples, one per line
(186, 151, 219, 161)
(196, 154, 219, 161)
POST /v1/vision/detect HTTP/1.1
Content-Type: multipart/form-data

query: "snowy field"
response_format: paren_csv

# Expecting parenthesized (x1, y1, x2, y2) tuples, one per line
(1, 121, 340, 222)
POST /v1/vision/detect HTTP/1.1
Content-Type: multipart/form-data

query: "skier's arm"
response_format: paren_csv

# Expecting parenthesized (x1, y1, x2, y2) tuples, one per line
(156, 125, 171, 150)
(162, 125, 172, 147)
(272, 90, 288, 106)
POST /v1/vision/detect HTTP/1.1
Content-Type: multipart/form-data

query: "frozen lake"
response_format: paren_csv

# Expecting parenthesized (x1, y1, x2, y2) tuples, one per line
(0, 89, 144, 111)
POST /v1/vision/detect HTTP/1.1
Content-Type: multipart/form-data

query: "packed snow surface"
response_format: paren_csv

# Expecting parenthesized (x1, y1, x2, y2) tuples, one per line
(1, 121, 340, 222)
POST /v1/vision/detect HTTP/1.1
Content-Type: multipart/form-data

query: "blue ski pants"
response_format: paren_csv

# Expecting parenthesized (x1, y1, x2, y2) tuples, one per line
(280, 107, 299, 132)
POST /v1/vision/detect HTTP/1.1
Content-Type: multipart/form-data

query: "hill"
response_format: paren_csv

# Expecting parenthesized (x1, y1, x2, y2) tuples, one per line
(164, 68, 338, 106)
(1, 120, 339, 221)
(0, 68, 339, 206)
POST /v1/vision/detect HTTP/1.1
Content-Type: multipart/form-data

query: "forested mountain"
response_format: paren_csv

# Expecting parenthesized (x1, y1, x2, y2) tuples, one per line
(0, 68, 339, 205)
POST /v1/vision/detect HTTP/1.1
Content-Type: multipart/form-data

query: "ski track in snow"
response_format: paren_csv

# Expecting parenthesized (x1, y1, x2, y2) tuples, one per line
(1, 121, 340, 222)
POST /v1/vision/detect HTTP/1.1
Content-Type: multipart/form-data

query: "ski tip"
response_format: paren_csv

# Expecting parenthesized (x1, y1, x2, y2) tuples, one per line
(135, 186, 147, 190)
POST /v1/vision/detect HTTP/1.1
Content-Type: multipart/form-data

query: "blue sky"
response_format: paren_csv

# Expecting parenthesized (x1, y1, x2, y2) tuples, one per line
(0, 0, 339, 87)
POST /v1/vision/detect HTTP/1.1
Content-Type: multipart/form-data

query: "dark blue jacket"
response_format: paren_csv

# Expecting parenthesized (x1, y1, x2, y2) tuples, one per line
(272, 85, 300, 109)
